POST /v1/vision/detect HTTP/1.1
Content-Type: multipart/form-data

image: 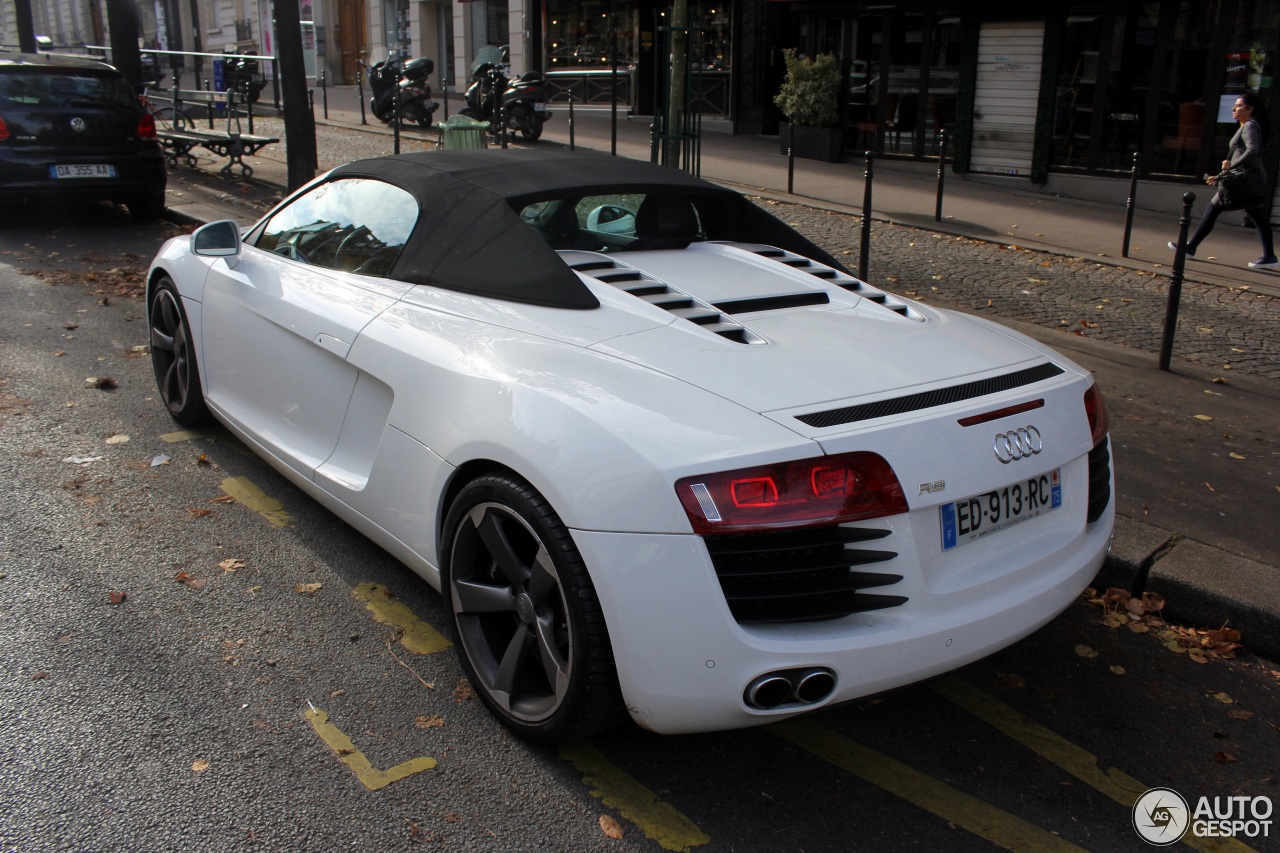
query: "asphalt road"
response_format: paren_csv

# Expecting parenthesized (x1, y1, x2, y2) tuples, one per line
(1, 203, 1277, 853)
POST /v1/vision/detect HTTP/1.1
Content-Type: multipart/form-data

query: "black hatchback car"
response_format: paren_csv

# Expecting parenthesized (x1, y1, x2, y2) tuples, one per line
(0, 52, 166, 219)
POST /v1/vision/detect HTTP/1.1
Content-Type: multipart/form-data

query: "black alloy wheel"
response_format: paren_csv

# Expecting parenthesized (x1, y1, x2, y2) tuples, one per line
(149, 277, 213, 426)
(506, 103, 542, 141)
(442, 473, 620, 743)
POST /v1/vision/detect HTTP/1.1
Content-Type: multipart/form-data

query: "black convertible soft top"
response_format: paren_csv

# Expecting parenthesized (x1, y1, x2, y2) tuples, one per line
(330, 149, 850, 310)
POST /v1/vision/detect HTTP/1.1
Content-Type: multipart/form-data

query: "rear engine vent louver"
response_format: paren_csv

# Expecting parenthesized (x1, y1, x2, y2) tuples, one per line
(744, 246, 924, 321)
(704, 525, 905, 624)
(797, 362, 1066, 429)
(570, 257, 764, 344)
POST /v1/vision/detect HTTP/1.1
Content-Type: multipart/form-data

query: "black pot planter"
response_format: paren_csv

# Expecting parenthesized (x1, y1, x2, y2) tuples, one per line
(779, 123, 845, 163)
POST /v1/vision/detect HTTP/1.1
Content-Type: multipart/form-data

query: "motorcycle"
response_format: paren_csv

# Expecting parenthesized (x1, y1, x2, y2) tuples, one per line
(460, 45, 552, 142)
(362, 55, 439, 127)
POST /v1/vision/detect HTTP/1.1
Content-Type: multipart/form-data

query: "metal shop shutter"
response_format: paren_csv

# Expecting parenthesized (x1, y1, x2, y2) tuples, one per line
(971, 21, 1044, 177)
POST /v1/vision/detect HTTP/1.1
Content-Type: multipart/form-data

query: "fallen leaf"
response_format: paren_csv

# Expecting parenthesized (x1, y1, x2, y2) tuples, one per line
(105, 434, 130, 445)
(1214, 752, 1238, 764)
(414, 714, 445, 729)
(175, 571, 191, 583)
(192, 759, 210, 772)
(996, 673, 1025, 689)
(1213, 692, 1234, 704)
(1194, 414, 1214, 421)
(108, 591, 126, 605)
(1109, 665, 1126, 676)
(219, 558, 245, 573)
(1228, 709, 1255, 720)
(1205, 482, 1216, 493)
(1228, 452, 1246, 460)
(1074, 644, 1099, 659)
(599, 815, 625, 840)
(86, 377, 118, 390)
(150, 454, 170, 467)
(293, 583, 322, 595)
(453, 677, 477, 702)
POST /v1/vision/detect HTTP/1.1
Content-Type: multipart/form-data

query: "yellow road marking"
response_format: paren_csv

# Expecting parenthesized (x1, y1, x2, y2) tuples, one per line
(559, 740, 710, 852)
(353, 582, 452, 654)
(933, 677, 1259, 853)
(220, 476, 294, 528)
(159, 428, 252, 456)
(305, 706, 436, 790)
(771, 718, 1087, 852)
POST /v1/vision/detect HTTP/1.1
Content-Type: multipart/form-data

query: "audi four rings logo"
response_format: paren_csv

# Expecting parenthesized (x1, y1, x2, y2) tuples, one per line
(993, 426, 1043, 463)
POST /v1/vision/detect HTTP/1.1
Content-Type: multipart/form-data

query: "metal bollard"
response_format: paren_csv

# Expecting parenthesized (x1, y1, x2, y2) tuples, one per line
(308, 89, 313, 117)
(787, 124, 795, 195)
(1159, 192, 1196, 371)
(935, 129, 948, 222)
(393, 84, 401, 155)
(321, 69, 328, 120)
(859, 151, 875, 281)
(1122, 152, 1140, 258)
(569, 92, 575, 151)
(358, 70, 367, 125)
(498, 95, 507, 149)
(205, 79, 214, 129)
(441, 81, 449, 122)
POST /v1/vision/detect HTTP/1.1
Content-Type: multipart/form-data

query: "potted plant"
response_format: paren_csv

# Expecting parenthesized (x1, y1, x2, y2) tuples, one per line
(774, 49, 844, 162)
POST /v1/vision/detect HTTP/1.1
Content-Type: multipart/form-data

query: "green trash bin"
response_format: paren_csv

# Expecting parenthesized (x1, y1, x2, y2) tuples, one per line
(440, 114, 490, 150)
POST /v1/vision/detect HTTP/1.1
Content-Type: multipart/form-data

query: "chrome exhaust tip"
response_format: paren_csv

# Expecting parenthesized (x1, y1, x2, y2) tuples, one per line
(745, 675, 794, 710)
(794, 669, 837, 704)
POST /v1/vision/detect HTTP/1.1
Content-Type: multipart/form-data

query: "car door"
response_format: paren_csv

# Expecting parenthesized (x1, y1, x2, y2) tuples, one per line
(199, 177, 419, 478)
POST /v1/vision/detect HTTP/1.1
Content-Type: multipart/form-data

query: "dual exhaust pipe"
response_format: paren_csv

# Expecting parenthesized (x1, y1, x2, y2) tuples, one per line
(744, 667, 836, 710)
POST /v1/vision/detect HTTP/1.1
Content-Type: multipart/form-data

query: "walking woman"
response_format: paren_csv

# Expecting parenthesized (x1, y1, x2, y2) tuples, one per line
(1169, 93, 1277, 270)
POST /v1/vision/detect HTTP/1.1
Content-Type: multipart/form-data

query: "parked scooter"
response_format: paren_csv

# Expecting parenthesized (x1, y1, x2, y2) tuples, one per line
(362, 55, 438, 127)
(460, 45, 552, 142)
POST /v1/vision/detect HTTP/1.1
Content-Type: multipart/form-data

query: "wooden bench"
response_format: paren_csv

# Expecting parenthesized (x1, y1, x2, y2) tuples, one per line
(156, 88, 278, 179)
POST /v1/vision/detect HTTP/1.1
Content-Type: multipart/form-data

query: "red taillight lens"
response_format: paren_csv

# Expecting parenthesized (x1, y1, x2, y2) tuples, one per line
(1083, 383, 1109, 445)
(137, 113, 156, 139)
(676, 451, 908, 534)
(0, 114, 9, 141)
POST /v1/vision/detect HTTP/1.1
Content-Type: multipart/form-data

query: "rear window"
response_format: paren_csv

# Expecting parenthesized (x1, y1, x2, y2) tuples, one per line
(0, 68, 138, 110)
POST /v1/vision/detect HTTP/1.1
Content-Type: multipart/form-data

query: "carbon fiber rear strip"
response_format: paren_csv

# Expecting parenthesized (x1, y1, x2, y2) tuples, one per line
(796, 362, 1066, 429)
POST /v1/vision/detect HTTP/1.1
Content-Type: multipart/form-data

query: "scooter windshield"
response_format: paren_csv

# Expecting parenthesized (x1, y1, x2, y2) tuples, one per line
(471, 45, 506, 76)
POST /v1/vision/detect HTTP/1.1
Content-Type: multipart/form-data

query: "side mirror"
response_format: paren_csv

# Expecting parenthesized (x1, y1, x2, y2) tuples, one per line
(586, 205, 637, 236)
(193, 220, 242, 262)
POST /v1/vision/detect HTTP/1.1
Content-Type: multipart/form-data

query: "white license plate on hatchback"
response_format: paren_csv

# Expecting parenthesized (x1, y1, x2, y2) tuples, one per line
(51, 164, 116, 179)
(940, 468, 1061, 551)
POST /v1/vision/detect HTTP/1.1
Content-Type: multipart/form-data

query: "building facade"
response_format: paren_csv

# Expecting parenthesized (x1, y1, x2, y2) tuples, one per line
(4, 0, 1279, 209)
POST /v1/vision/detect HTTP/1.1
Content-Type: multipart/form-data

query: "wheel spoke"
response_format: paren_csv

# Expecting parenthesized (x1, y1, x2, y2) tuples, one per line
(528, 546, 557, 601)
(151, 325, 175, 353)
(475, 508, 530, 588)
(453, 578, 515, 613)
(533, 612, 569, 697)
(491, 627, 532, 707)
(163, 360, 183, 408)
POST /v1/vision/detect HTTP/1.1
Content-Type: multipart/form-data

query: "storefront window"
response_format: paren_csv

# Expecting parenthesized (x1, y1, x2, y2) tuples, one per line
(1054, 1, 1276, 178)
(846, 10, 959, 159)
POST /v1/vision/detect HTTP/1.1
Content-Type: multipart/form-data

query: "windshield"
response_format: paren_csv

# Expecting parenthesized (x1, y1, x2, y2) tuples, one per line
(470, 45, 506, 75)
(0, 68, 138, 110)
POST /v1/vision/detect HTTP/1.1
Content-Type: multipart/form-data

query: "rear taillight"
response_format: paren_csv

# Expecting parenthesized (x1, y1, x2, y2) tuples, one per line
(0, 114, 9, 141)
(137, 113, 156, 139)
(676, 451, 908, 534)
(1083, 382, 1109, 445)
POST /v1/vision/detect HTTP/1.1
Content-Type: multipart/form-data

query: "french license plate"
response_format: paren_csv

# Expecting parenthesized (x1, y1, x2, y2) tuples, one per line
(51, 164, 116, 179)
(533, 102, 547, 112)
(940, 468, 1061, 551)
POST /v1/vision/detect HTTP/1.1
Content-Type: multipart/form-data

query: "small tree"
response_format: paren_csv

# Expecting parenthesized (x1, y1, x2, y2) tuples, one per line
(773, 50, 841, 128)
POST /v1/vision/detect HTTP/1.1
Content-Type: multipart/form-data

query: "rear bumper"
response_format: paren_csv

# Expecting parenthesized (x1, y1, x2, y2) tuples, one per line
(0, 149, 166, 201)
(575, 486, 1113, 735)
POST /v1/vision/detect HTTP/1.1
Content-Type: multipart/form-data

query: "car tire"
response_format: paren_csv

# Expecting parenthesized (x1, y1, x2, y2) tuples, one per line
(442, 473, 621, 743)
(149, 277, 214, 426)
(127, 190, 166, 221)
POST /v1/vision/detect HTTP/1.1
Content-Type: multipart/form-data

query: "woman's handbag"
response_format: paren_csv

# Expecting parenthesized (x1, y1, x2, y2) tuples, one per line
(1214, 166, 1267, 211)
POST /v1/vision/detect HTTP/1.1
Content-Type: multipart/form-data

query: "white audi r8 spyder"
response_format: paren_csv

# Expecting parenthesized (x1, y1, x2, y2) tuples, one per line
(146, 150, 1114, 742)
